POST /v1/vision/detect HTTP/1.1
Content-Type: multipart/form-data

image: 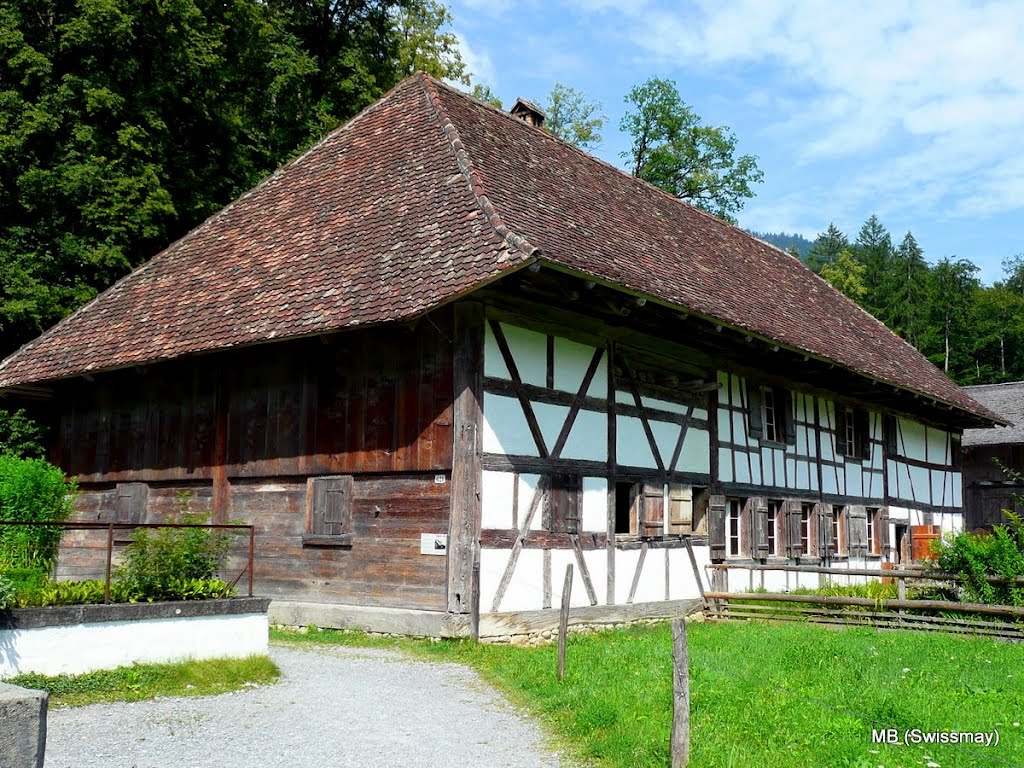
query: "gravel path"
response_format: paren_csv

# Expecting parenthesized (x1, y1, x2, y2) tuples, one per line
(44, 645, 569, 768)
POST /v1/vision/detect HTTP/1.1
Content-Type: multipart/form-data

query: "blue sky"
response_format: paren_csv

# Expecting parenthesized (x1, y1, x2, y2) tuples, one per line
(448, 0, 1024, 285)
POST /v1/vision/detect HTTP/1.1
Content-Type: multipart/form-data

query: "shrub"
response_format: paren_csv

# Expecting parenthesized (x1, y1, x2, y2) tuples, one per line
(0, 456, 76, 571)
(934, 523, 1024, 606)
(0, 573, 14, 610)
(116, 510, 231, 601)
(0, 409, 46, 459)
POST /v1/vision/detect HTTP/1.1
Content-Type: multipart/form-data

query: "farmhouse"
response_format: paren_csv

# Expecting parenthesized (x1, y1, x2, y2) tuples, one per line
(0, 74, 1002, 637)
(962, 382, 1024, 530)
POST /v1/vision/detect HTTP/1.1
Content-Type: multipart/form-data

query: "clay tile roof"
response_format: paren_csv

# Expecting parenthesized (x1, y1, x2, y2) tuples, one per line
(963, 382, 1024, 446)
(0, 74, 1001, 426)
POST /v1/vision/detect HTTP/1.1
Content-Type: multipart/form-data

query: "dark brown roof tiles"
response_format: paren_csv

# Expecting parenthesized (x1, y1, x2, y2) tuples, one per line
(0, 74, 998, 425)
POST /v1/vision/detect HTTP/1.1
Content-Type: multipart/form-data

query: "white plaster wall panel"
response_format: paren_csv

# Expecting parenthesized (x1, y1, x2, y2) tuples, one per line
(533, 401, 571, 455)
(900, 419, 927, 462)
(773, 451, 785, 489)
(481, 470, 515, 529)
(863, 468, 877, 500)
(717, 406, 731, 440)
(747, 449, 762, 486)
(899, 462, 915, 503)
(731, 412, 746, 445)
(491, 548, 544, 612)
(516, 473, 545, 531)
(479, 547, 504, 610)
(761, 447, 775, 487)
(667, 548, 701, 600)
(821, 464, 837, 496)
(581, 477, 607, 532)
(1, 614, 269, 677)
(560, 409, 608, 463)
(500, 324, 547, 387)
(910, 464, 931, 505)
(953, 474, 963, 507)
(650, 419, 681, 469)
(887, 460, 899, 496)
(553, 336, 606, 396)
(678, 428, 710, 475)
(734, 452, 751, 484)
(810, 468, 819, 492)
(551, 549, 608, 607)
(614, 549, 640, 603)
(484, 322, 511, 379)
(719, 449, 733, 482)
(483, 394, 538, 456)
(761, 569, 788, 592)
(888, 506, 911, 522)
(927, 428, 949, 464)
(692, 407, 708, 421)
(617, 547, 667, 604)
(796, 461, 809, 491)
(643, 395, 688, 415)
(931, 469, 946, 507)
(618, 415, 658, 468)
(616, 389, 635, 405)
(846, 462, 863, 499)
(785, 457, 797, 489)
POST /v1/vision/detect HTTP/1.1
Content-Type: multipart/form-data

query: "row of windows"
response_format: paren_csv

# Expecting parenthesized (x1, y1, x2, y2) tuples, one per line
(725, 497, 886, 559)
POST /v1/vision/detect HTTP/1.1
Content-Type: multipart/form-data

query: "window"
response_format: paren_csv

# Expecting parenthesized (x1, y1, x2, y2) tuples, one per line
(748, 385, 793, 444)
(304, 475, 354, 546)
(615, 482, 635, 534)
(800, 503, 814, 557)
(614, 480, 667, 538)
(545, 474, 582, 534)
(727, 498, 745, 557)
(836, 407, 870, 460)
(763, 388, 779, 443)
(832, 507, 843, 555)
(667, 483, 694, 535)
(767, 500, 781, 557)
(867, 507, 883, 555)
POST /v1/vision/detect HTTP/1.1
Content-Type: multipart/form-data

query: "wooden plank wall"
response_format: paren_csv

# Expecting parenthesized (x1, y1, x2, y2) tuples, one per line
(50, 312, 455, 611)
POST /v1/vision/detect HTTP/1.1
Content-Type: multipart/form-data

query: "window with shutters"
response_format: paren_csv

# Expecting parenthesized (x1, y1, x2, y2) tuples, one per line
(303, 475, 354, 547)
(836, 407, 870, 460)
(667, 483, 693, 535)
(800, 503, 814, 557)
(832, 506, 845, 556)
(867, 507, 882, 556)
(748, 384, 794, 445)
(726, 498, 746, 557)
(546, 474, 582, 534)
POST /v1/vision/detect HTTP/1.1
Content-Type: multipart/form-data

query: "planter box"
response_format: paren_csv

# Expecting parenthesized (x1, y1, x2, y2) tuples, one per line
(0, 597, 270, 678)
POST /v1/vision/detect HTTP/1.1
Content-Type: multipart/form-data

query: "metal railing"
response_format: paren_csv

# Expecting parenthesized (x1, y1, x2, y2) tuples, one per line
(0, 521, 255, 602)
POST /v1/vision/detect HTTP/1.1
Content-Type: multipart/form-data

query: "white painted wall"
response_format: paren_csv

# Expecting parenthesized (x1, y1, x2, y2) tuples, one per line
(0, 613, 268, 678)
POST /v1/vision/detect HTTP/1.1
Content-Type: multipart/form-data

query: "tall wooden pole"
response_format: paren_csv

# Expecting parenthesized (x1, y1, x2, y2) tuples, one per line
(671, 617, 690, 768)
(557, 564, 573, 681)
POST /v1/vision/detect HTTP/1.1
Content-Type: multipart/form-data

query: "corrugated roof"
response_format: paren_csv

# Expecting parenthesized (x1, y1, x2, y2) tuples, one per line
(0, 74, 1001, 425)
(963, 382, 1024, 446)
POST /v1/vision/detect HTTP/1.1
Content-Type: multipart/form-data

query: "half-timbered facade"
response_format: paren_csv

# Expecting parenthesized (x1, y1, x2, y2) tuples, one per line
(0, 74, 1002, 636)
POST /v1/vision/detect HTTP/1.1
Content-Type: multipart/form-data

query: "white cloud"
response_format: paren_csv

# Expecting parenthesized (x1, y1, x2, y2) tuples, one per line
(592, 0, 1024, 222)
(453, 30, 498, 89)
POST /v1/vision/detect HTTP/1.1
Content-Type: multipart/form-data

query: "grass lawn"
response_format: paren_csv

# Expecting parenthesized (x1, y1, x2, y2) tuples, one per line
(275, 622, 1024, 767)
(6, 655, 280, 707)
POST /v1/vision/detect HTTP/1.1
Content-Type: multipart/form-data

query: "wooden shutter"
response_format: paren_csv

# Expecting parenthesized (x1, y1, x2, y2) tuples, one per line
(883, 415, 898, 456)
(667, 483, 693, 535)
(877, 508, 890, 557)
(305, 475, 354, 546)
(855, 410, 871, 460)
(752, 497, 769, 558)
(820, 503, 834, 555)
(779, 388, 796, 445)
(709, 495, 727, 559)
(640, 480, 665, 538)
(546, 474, 582, 534)
(114, 483, 148, 543)
(747, 384, 764, 440)
(848, 505, 867, 557)
(785, 500, 803, 558)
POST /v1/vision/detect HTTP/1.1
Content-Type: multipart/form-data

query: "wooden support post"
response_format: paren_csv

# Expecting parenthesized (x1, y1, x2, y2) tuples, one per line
(557, 563, 573, 682)
(671, 617, 690, 768)
(683, 538, 708, 612)
(448, 302, 485, 623)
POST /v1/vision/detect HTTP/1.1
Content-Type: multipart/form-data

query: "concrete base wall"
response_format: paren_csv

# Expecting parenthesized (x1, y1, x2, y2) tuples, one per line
(269, 600, 457, 637)
(0, 683, 47, 768)
(0, 599, 270, 678)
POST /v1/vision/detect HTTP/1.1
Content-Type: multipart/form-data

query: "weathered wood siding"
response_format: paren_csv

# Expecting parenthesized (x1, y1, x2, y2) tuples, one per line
(964, 444, 1024, 530)
(52, 313, 455, 611)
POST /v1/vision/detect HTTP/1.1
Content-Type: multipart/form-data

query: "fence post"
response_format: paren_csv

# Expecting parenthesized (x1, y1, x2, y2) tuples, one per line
(104, 524, 114, 604)
(248, 526, 255, 598)
(671, 617, 690, 768)
(557, 563, 573, 682)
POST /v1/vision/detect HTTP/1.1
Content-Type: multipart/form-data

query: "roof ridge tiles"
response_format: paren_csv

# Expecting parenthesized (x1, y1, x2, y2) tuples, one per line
(418, 73, 539, 258)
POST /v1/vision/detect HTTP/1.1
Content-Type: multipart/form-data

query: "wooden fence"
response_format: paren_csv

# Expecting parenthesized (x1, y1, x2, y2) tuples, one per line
(703, 562, 1024, 641)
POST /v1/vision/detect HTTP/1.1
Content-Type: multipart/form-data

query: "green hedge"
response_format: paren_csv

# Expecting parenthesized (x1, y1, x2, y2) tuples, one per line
(0, 455, 76, 571)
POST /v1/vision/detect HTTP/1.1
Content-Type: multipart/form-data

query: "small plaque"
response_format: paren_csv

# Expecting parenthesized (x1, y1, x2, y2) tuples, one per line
(421, 532, 448, 555)
(434, 474, 446, 484)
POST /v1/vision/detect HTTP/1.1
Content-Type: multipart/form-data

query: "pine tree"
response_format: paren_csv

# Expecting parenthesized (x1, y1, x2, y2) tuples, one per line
(807, 223, 849, 273)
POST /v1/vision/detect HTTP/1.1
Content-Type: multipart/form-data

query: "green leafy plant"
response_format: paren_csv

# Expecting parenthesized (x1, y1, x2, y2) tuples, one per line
(0, 456, 76, 571)
(116, 502, 231, 601)
(0, 573, 15, 609)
